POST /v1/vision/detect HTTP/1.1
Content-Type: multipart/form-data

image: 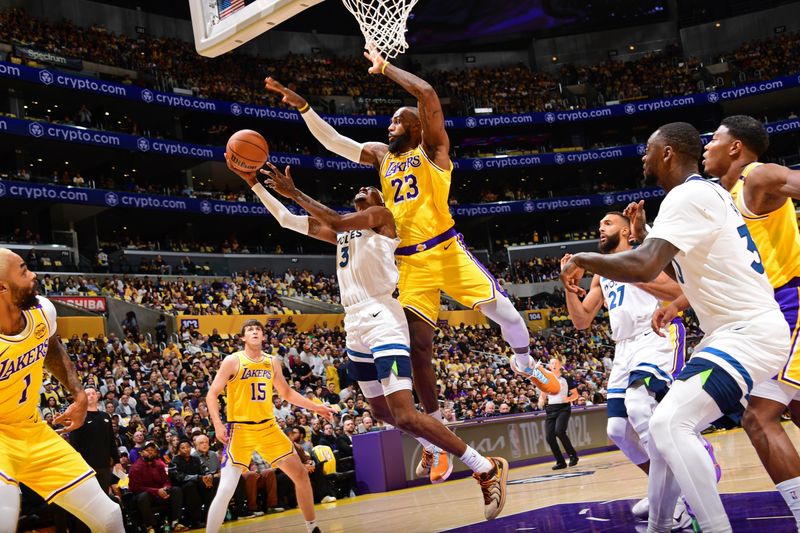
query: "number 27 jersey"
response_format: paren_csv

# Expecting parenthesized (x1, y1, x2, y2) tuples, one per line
(599, 277, 659, 342)
(379, 145, 454, 247)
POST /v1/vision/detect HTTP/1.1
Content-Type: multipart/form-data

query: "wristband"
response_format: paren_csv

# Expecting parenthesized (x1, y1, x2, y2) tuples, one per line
(297, 102, 310, 114)
(381, 61, 391, 75)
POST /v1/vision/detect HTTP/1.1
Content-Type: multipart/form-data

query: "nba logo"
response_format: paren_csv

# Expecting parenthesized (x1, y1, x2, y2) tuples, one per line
(792, 490, 798, 500)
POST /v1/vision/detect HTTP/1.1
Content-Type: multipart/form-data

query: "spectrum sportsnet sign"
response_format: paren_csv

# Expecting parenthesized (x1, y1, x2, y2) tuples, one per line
(51, 296, 107, 312)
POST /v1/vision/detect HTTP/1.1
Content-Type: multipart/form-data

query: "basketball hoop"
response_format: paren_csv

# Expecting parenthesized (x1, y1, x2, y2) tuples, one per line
(341, 0, 419, 59)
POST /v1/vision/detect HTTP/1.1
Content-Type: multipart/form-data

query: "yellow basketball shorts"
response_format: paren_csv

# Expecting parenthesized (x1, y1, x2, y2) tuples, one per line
(0, 415, 95, 502)
(222, 420, 294, 470)
(396, 231, 504, 326)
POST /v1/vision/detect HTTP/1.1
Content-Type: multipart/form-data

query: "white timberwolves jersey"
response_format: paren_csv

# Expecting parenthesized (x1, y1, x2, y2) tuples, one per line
(646, 176, 779, 334)
(599, 277, 659, 342)
(336, 229, 400, 307)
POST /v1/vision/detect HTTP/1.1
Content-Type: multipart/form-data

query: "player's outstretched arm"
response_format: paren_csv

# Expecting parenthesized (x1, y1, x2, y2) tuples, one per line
(271, 357, 335, 421)
(45, 335, 87, 434)
(226, 155, 337, 245)
(364, 43, 449, 168)
(567, 238, 679, 284)
(206, 355, 239, 444)
(263, 163, 393, 233)
(264, 77, 386, 169)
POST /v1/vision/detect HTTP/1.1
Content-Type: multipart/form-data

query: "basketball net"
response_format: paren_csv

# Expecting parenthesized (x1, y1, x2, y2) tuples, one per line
(341, 0, 419, 58)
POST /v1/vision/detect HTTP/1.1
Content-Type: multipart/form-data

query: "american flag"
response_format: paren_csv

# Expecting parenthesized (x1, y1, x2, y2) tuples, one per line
(218, 0, 246, 20)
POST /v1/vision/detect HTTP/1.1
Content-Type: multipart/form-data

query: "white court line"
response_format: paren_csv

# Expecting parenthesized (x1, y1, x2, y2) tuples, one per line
(586, 517, 611, 522)
(515, 528, 537, 531)
(600, 496, 635, 504)
(746, 516, 794, 520)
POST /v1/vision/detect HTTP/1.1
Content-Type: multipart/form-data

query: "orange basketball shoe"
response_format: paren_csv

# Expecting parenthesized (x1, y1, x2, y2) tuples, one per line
(510, 355, 560, 395)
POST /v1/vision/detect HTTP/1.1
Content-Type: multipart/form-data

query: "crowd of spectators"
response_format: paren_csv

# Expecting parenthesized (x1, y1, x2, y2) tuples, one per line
(3, 7, 800, 117)
(41, 269, 340, 315)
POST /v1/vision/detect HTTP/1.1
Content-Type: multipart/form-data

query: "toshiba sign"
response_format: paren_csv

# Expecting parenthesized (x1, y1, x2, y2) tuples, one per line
(51, 296, 107, 313)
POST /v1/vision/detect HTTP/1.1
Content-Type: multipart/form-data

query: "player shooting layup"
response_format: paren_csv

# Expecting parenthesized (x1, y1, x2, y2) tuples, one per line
(265, 44, 558, 480)
(0, 248, 124, 532)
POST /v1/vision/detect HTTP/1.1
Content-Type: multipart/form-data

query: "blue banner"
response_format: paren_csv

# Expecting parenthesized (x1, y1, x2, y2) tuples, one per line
(2, 114, 799, 172)
(0, 178, 669, 218)
(1, 60, 799, 129)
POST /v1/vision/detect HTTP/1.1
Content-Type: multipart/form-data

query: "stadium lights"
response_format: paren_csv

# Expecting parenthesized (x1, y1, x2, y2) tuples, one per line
(551, 56, 558, 62)
(715, 22, 721, 28)
(628, 45, 635, 51)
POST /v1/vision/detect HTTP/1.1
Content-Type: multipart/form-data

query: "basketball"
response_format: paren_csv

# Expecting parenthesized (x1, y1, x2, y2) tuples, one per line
(226, 129, 269, 172)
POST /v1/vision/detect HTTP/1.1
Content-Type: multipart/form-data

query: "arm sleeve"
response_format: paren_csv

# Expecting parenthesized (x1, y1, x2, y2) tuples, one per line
(301, 107, 365, 163)
(251, 183, 310, 235)
(645, 182, 724, 254)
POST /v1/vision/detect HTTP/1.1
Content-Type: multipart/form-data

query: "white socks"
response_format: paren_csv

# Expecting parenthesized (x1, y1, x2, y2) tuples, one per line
(306, 519, 319, 532)
(777, 476, 800, 530)
(460, 445, 493, 474)
(416, 436, 437, 453)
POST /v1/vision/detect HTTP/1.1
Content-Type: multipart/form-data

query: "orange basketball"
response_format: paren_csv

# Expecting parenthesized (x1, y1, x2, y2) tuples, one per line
(226, 129, 269, 172)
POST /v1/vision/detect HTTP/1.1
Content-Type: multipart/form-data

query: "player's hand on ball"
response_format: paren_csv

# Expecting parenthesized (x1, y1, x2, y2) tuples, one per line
(262, 163, 297, 198)
(224, 152, 258, 186)
(263, 77, 307, 109)
(363, 41, 387, 75)
(214, 423, 229, 445)
(55, 389, 88, 434)
(651, 304, 678, 337)
(314, 404, 337, 422)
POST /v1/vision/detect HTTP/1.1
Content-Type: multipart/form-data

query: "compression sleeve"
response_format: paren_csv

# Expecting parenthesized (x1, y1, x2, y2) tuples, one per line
(251, 183, 309, 235)
(301, 107, 365, 163)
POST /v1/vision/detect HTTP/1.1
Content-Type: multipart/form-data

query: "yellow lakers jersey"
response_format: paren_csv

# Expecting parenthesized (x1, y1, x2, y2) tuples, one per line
(226, 351, 276, 423)
(379, 145, 455, 247)
(0, 298, 54, 424)
(732, 162, 800, 288)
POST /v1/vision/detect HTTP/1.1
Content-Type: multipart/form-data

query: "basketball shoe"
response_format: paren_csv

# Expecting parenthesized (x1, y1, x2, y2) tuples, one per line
(510, 355, 560, 395)
(473, 457, 508, 520)
(416, 448, 453, 483)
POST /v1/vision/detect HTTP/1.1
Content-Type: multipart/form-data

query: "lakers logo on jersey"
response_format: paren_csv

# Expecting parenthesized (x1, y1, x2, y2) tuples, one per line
(380, 146, 454, 247)
(0, 341, 47, 382)
(226, 351, 276, 424)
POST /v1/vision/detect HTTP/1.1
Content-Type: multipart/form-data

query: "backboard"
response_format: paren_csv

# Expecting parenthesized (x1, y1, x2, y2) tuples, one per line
(188, 0, 324, 58)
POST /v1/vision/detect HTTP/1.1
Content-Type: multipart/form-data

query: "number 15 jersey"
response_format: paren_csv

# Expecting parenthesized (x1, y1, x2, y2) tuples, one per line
(379, 145, 454, 247)
(0, 296, 56, 425)
(226, 351, 276, 424)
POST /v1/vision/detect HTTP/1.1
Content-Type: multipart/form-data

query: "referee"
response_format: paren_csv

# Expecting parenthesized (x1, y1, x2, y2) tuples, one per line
(69, 387, 120, 494)
(538, 358, 579, 470)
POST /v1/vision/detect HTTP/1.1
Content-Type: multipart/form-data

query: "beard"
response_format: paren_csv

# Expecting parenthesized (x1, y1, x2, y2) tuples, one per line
(388, 131, 412, 154)
(598, 232, 621, 254)
(643, 168, 660, 186)
(11, 282, 38, 310)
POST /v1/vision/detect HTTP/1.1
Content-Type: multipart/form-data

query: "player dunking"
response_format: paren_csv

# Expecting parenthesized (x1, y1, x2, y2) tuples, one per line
(0, 248, 124, 533)
(265, 44, 558, 481)
(225, 157, 509, 520)
(561, 122, 790, 532)
(204, 319, 336, 533)
(648, 115, 800, 527)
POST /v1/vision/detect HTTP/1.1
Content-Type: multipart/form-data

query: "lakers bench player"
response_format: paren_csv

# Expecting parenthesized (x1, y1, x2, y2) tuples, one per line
(265, 43, 559, 483)
(204, 319, 336, 533)
(0, 248, 124, 532)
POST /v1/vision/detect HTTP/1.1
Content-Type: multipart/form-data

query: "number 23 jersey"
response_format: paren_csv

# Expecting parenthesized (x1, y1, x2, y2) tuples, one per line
(0, 296, 57, 424)
(379, 145, 454, 247)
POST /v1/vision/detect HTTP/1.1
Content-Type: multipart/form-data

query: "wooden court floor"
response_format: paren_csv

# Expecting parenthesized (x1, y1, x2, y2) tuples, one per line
(210, 423, 800, 532)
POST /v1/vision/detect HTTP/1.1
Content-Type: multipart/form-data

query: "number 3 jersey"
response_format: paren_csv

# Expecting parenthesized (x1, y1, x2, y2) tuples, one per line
(0, 296, 57, 424)
(379, 145, 454, 247)
(226, 351, 276, 424)
(646, 176, 780, 334)
(599, 277, 660, 342)
(337, 229, 401, 308)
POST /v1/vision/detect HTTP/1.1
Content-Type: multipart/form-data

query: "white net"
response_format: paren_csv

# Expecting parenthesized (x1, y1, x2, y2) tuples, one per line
(341, 0, 419, 59)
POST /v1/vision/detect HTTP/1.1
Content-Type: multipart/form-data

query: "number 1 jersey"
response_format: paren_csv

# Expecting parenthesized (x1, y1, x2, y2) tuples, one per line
(0, 296, 56, 424)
